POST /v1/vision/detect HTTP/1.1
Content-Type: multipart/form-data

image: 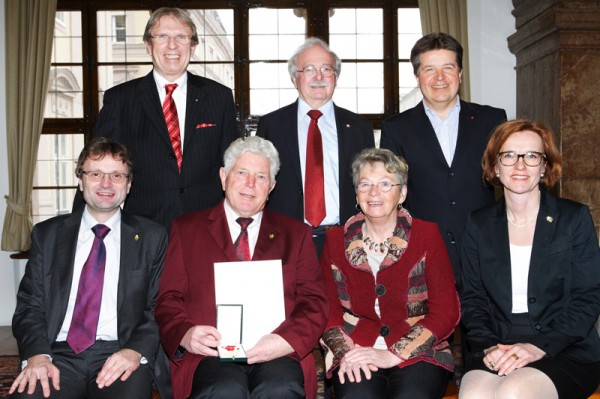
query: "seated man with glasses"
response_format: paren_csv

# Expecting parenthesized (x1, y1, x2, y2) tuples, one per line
(11, 137, 168, 399)
(257, 37, 375, 259)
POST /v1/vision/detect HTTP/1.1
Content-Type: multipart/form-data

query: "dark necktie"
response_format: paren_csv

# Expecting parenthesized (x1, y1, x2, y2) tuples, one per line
(66, 224, 111, 354)
(305, 110, 325, 227)
(234, 217, 253, 261)
(163, 83, 182, 172)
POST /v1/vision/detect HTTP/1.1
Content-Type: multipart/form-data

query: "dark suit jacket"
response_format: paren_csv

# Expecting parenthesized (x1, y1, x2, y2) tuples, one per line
(460, 189, 600, 362)
(155, 202, 328, 399)
(76, 71, 239, 230)
(256, 100, 375, 225)
(380, 100, 506, 279)
(12, 210, 168, 366)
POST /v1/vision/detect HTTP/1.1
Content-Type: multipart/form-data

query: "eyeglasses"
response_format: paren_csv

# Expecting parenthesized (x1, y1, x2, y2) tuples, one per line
(496, 151, 546, 167)
(80, 170, 130, 183)
(297, 65, 336, 78)
(151, 34, 193, 45)
(356, 181, 402, 193)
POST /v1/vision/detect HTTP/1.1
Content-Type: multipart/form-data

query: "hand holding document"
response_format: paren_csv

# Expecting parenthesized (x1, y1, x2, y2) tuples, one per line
(214, 260, 285, 362)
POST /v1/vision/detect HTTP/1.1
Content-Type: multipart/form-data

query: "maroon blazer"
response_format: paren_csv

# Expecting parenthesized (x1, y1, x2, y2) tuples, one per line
(155, 202, 328, 399)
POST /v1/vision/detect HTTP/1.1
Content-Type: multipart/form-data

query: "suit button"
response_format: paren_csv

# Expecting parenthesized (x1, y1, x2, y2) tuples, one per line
(448, 171, 455, 177)
(528, 296, 536, 304)
(534, 323, 541, 331)
(379, 325, 390, 337)
(375, 284, 386, 296)
(179, 188, 185, 193)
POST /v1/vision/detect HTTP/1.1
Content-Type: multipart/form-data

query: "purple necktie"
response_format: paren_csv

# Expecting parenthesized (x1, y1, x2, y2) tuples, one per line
(234, 217, 253, 261)
(66, 224, 111, 354)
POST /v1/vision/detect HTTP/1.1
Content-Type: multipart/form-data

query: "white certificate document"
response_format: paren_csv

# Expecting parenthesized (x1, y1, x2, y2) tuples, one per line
(214, 259, 285, 349)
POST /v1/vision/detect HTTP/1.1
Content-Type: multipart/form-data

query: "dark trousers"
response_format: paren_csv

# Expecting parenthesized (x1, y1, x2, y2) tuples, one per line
(190, 356, 304, 399)
(11, 341, 153, 399)
(332, 361, 450, 399)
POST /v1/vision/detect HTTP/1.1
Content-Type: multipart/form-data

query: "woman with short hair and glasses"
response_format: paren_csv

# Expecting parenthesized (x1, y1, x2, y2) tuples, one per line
(320, 147, 460, 399)
(459, 119, 600, 399)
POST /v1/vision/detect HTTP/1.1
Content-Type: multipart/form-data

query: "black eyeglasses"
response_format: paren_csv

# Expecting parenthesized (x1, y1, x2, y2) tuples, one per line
(496, 151, 546, 167)
(80, 170, 130, 183)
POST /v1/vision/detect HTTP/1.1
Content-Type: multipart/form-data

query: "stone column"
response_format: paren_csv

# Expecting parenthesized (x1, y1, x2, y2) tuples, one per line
(508, 0, 600, 234)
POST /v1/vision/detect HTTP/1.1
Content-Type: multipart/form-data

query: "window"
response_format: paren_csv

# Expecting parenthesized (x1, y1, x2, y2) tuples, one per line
(112, 14, 126, 43)
(34, 0, 420, 224)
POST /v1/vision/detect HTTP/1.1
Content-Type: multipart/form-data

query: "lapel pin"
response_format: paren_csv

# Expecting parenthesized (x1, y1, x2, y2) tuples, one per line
(134, 234, 139, 241)
(546, 216, 553, 223)
(470, 116, 475, 120)
(346, 124, 351, 128)
(269, 233, 275, 239)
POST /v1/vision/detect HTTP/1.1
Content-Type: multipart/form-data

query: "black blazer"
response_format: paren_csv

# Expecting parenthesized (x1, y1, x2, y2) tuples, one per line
(380, 100, 506, 278)
(12, 210, 168, 366)
(460, 189, 600, 362)
(76, 71, 239, 230)
(256, 100, 374, 225)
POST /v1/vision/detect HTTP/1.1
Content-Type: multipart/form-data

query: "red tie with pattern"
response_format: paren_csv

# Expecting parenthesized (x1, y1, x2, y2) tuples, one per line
(163, 83, 182, 172)
(66, 224, 111, 354)
(305, 110, 326, 227)
(234, 217, 253, 261)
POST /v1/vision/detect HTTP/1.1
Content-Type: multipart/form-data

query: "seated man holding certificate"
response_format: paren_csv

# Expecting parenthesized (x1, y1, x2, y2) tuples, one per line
(155, 136, 329, 399)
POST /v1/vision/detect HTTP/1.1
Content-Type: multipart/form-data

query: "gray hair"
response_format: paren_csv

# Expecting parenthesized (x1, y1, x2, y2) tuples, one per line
(288, 37, 342, 81)
(351, 148, 408, 189)
(223, 136, 280, 182)
(143, 7, 199, 46)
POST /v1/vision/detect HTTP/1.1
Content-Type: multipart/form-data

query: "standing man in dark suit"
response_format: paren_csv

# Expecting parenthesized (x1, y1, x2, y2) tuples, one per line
(380, 33, 507, 284)
(155, 136, 328, 399)
(83, 7, 238, 230)
(257, 37, 374, 256)
(10, 138, 168, 399)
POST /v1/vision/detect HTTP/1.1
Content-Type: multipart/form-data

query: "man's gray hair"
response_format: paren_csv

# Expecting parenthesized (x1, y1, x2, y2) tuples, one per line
(223, 136, 280, 182)
(288, 37, 342, 81)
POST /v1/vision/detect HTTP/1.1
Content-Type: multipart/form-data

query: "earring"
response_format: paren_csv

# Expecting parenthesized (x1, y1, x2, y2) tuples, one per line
(540, 172, 545, 177)
(355, 202, 362, 212)
(496, 173, 500, 178)
(397, 203, 403, 211)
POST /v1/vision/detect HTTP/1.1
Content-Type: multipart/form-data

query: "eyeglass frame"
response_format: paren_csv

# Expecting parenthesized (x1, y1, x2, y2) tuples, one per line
(356, 181, 402, 193)
(151, 34, 193, 45)
(79, 170, 131, 183)
(496, 151, 546, 167)
(297, 65, 337, 78)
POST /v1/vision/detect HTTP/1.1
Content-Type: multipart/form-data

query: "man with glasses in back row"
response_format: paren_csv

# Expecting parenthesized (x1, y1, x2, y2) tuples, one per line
(75, 7, 238, 232)
(257, 37, 375, 258)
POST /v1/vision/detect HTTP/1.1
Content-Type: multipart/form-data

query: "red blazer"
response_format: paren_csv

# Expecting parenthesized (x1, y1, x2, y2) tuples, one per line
(155, 202, 328, 399)
(321, 213, 460, 375)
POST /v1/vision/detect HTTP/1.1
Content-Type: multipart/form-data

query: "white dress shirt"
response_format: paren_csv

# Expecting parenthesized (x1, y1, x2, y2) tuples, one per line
(57, 208, 121, 342)
(224, 200, 263, 259)
(154, 70, 188, 151)
(424, 96, 461, 166)
(297, 98, 340, 226)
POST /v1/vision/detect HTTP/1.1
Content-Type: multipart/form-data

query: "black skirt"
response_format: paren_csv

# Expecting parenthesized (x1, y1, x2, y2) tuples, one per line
(465, 313, 600, 399)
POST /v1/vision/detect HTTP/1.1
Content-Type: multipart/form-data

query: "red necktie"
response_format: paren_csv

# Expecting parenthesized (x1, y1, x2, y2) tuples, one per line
(234, 217, 253, 261)
(163, 84, 182, 172)
(305, 110, 326, 227)
(67, 224, 111, 354)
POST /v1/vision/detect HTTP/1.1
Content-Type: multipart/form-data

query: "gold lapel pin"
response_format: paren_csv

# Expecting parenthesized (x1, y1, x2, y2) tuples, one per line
(546, 216, 553, 223)
(134, 234, 139, 241)
(268, 233, 275, 239)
